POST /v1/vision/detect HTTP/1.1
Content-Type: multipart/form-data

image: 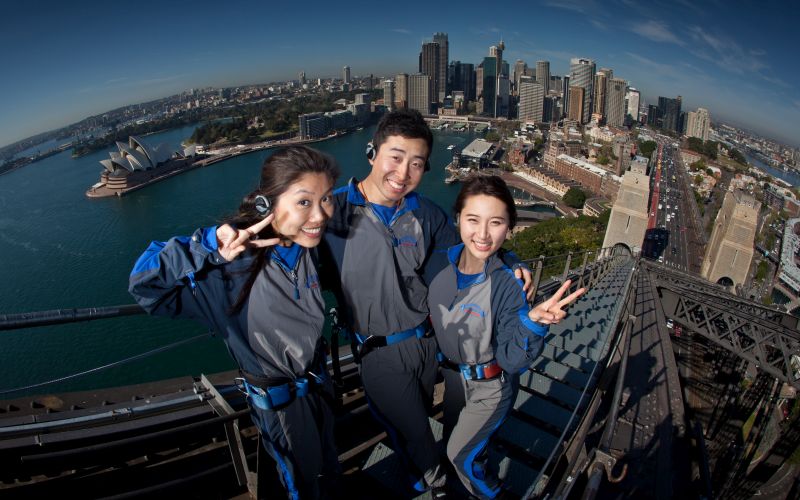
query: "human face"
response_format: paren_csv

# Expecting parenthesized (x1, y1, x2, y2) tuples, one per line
(457, 194, 511, 268)
(271, 172, 334, 248)
(363, 135, 429, 206)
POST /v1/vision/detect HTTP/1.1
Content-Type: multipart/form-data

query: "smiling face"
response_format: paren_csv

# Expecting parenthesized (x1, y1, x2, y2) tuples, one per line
(457, 194, 511, 270)
(362, 135, 429, 206)
(271, 172, 334, 247)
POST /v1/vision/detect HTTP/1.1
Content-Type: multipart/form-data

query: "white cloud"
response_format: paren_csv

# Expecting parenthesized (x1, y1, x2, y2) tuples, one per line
(391, 28, 411, 35)
(629, 20, 684, 45)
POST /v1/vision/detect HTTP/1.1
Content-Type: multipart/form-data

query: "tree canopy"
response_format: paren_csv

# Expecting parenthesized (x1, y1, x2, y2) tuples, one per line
(563, 187, 587, 208)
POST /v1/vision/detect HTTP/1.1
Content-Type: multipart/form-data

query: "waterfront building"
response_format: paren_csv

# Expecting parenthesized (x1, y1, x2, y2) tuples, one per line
(420, 41, 440, 109)
(606, 77, 627, 128)
(395, 73, 408, 110)
(518, 77, 544, 123)
(498, 76, 511, 118)
(433, 32, 449, 101)
(570, 58, 596, 123)
(567, 86, 585, 122)
(536, 61, 550, 93)
(383, 80, 395, 112)
(343, 66, 351, 84)
(625, 88, 640, 121)
(299, 112, 328, 139)
(686, 107, 711, 142)
(100, 136, 174, 174)
(554, 154, 622, 199)
(460, 139, 496, 168)
(408, 73, 431, 115)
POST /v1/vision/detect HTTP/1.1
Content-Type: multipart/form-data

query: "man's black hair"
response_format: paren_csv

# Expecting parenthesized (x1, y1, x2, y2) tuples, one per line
(372, 109, 433, 156)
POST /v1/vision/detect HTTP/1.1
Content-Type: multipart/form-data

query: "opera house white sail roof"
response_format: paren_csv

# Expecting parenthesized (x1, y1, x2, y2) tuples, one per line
(100, 136, 175, 174)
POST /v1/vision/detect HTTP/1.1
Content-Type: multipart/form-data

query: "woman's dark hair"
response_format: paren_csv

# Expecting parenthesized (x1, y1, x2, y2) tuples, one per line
(227, 145, 340, 313)
(453, 175, 517, 230)
(372, 109, 433, 154)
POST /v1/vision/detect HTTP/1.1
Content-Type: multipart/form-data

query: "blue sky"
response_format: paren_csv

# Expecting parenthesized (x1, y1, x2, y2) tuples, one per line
(1, 0, 798, 148)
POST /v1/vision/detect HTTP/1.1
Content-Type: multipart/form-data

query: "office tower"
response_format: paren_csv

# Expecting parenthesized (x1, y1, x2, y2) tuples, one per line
(518, 77, 544, 123)
(299, 71, 306, 85)
(536, 61, 550, 93)
(648, 104, 662, 126)
(482, 56, 497, 116)
(687, 107, 711, 141)
(343, 66, 351, 84)
(625, 88, 640, 121)
(433, 32, 449, 101)
(513, 60, 528, 94)
(394, 73, 409, 110)
(476, 64, 484, 104)
(658, 96, 682, 132)
(543, 95, 557, 122)
(498, 76, 510, 117)
(420, 41, 440, 107)
(383, 80, 395, 112)
(606, 77, 627, 127)
(354, 93, 371, 106)
(568, 86, 585, 122)
(569, 57, 596, 123)
(408, 73, 431, 114)
(592, 68, 612, 119)
(451, 62, 475, 103)
(562, 76, 570, 116)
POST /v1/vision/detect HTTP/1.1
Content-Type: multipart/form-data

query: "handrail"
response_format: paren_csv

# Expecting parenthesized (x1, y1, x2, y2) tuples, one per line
(0, 304, 145, 331)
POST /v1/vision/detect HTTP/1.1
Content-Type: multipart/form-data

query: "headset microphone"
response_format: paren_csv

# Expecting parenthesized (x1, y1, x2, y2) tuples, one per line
(254, 195, 272, 218)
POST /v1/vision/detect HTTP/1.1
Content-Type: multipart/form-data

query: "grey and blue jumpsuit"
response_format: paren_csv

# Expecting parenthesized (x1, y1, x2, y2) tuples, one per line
(129, 227, 338, 500)
(426, 244, 547, 499)
(319, 178, 460, 491)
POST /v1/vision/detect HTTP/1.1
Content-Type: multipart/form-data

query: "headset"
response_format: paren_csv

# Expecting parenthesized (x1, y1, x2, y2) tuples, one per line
(254, 195, 272, 218)
(366, 142, 430, 172)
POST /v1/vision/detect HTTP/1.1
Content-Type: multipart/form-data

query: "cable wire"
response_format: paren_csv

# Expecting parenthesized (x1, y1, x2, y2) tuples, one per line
(0, 331, 213, 396)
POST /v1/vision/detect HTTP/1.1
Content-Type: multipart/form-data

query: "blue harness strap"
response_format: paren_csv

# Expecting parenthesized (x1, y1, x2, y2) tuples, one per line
(240, 377, 316, 411)
(354, 318, 432, 347)
(437, 352, 503, 381)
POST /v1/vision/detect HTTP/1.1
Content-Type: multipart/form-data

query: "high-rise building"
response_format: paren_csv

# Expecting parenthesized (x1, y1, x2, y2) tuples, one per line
(570, 58, 596, 123)
(513, 60, 528, 95)
(592, 68, 612, 119)
(658, 96, 682, 132)
(433, 32, 449, 101)
(606, 77, 627, 127)
(482, 56, 498, 117)
(518, 77, 544, 123)
(625, 88, 640, 121)
(299, 71, 306, 85)
(449, 61, 475, 103)
(394, 73, 409, 110)
(343, 66, 351, 84)
(498, 76, 511, 118)
(686, 107, 711, 142)
(420, 41, 440, 108)
(408, 73, 431, 115)
(354, 93, 371, 106)
(536, 61, 550, 93)
(383, 80, 395, 112)
(647, 104, 662, 127)
(562, 75, 570, 119)
(568, 86, 585, 122)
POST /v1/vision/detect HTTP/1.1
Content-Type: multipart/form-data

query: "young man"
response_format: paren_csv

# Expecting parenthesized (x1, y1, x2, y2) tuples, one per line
(320, 110, 529, 496)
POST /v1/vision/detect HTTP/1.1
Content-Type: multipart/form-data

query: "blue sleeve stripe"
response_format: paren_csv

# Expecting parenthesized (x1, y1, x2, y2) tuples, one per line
(201, 226, 218, 252)
(130, 240, 166, 276)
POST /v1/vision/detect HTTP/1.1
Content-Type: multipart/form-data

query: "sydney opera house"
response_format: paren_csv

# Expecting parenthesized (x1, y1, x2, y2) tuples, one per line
(87, 136, 197, 197)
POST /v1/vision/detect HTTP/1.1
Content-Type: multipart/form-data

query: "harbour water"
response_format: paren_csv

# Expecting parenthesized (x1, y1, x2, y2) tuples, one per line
(0, 124, 493, 397)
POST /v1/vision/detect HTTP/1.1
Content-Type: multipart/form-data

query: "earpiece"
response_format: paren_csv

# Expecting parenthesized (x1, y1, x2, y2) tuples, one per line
(254, 195, 272, 218)
(366, 141, 431, 171)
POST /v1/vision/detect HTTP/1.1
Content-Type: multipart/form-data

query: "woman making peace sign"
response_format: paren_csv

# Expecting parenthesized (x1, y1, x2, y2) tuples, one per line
(129, 146, 340, 499)
(425, 175, 585, 499)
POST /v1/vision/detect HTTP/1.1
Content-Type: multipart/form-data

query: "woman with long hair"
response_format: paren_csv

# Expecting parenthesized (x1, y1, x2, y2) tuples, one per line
(129, 145, 340, 499)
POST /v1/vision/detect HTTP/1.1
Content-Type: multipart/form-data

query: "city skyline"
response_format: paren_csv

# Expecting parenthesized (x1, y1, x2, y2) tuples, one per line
(1, 0, 798, 148)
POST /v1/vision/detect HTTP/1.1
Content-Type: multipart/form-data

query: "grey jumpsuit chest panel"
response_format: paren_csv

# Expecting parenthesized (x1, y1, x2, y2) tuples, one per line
(246, 251, 325, 379)
(340, 205, 429, 335)
(429, 267, 496, 366)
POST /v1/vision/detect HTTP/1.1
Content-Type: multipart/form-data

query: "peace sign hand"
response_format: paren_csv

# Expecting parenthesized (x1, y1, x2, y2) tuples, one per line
(528, 279, 586, 325)
(216, 214, 281, 262)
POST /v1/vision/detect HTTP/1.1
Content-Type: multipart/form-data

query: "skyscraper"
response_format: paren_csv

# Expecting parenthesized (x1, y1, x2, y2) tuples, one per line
(395, 73, 409, 110)
(433, 32, 449, 101)
(592, 68, 612, 119)
(299, 71, 306, 85)
(606, 78, 627, 127)
(343, 66, 351, 84)
(518, 76, 544, 123)
(658, 96, 682, 132)
(568, 86, 585, 122)
(408, 73, 431, 115)
(536, 61, 550, 93)
(686, 107, 711, 141)
(383, 80, 395, 112)
(625, 88, 640, 121)
(420, 41, 440, 108)
(513, 60, 528, 95)
(482, 56, 497, 116)
(569, 58, 596, 123)
(561, 75, 570, 120)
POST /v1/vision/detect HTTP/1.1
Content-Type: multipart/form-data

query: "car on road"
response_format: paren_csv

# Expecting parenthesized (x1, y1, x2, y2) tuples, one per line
(666, 319, 674, 329)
